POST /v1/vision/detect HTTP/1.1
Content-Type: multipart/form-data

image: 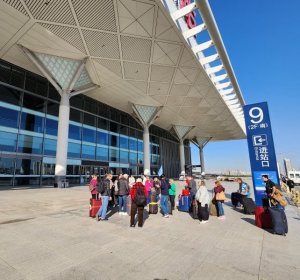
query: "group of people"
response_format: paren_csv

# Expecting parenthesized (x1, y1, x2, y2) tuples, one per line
(281, 175, 295, 192)
(89, 173, 179, 227)
(89, 173, 231, 227)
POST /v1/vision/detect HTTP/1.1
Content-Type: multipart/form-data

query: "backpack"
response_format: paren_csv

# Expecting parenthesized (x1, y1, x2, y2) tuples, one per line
(134, 187, 146, 206)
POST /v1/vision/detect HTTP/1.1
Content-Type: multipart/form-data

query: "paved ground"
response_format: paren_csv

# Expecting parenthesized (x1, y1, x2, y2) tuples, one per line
(0, 180, 300, 280)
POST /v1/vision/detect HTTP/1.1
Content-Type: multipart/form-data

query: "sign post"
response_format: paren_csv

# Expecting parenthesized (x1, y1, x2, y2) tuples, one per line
(243, 102, 279, 208)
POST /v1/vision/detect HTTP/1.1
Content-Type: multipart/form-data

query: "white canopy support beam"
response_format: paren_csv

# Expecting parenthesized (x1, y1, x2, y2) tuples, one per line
(206, 64, 223, 74)
(183, 23, 206, 39)
(192, 40, 214, 54)
(171, 2, 197, 21)
(195, 0, 245, 106)
(216, 81, 231, 90)
(211, 73, 228, 83)
(219, 88, 234, 95)
(199, 53, 219, 65)
(69, 85, 99, 98)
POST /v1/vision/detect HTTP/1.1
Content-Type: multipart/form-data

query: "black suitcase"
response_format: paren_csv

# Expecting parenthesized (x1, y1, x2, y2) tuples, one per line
(168, 199, 172, 215)
(192, 200, 198, 219)
(269, 207, 288, 235)
(231, 192, 241, 207)
(149, 202, 158, 214)
(199, 204, 209, 221)
(242, 197, 255, 214)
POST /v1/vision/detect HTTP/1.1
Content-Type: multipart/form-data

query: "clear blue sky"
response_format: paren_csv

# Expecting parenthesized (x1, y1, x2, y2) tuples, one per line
(191, 0, 300, 173)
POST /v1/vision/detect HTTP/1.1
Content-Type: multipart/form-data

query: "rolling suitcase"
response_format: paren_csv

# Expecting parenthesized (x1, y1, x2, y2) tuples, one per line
(242, 197, 255, 214)
(209, 201, 217, 216)
(126, 195, 132, 216)
(178, 195, 190, 212)
(231, 192, 241, 207)
(168, 199, 173, 215)
(192, 200, 198, 219)
(199, 204, 209, 221)
(89, 198, 102, 218)
(269, 207, 288, 235)
(149, 202, 158, 214)
(255, 207, 272, 229)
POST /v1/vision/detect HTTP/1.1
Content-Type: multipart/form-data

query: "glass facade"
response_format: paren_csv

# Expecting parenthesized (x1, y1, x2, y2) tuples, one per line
(0, 59, 181, 187)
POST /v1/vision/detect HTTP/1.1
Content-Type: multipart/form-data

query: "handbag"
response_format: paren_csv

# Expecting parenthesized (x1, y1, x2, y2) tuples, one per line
(215, 191, 225, 201)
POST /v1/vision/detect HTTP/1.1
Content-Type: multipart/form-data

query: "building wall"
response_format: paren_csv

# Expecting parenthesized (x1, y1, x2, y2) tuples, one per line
(0, 60, 179, 187)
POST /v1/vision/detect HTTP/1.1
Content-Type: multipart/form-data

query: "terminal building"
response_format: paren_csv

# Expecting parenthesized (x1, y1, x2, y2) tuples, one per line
(0, 0, 246, 187)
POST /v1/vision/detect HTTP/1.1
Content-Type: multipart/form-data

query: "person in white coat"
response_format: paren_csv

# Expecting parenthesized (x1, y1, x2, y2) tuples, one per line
(195, 180, 211, 224)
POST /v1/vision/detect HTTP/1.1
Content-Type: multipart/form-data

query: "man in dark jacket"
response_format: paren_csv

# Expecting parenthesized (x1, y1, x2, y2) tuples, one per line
(160, 175, 170, 218)
(262, 174, 276, 195)
(97, 173, 112, 221)
(286, 178, 295, 192)
(187, 175, 197, 211)
(118, 174, 129, 215)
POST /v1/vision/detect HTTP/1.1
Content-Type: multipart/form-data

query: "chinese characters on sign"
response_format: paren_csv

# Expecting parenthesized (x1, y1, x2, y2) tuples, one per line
(244, 102, 279, 207)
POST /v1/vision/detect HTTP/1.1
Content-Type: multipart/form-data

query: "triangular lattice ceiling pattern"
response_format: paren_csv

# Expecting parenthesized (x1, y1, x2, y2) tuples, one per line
(0, 0, 246, 141)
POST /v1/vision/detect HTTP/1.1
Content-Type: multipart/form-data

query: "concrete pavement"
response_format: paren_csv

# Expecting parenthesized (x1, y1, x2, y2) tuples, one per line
(0, 180, 300, 280)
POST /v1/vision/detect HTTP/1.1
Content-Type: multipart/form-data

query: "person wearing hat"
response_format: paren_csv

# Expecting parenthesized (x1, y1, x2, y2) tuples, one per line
(160, 174, 170, 218)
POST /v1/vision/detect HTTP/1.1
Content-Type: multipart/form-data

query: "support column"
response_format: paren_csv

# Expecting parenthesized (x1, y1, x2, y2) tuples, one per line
(179, 139, 185, 174)
(143, 126, 150, 175)
(55, 91, 70, 178)
(199, 146, 205, 173)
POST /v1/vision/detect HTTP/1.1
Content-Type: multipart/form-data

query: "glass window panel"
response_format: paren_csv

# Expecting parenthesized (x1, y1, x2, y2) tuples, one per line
(42, 163, 55, 175)
(96, 146, 108, 161)
(0, 157, 15, 175)
(84, 98, 97, 114)
(69, 124, 81, 140)
(98, 118, 108, 130)
(83, 113, 96, 126)
(20, 112, 44, 133)
(67, 165, 80, 175)
(0, 85, 21, 105)
(15, 159, 41, 175)
(97, 131, 108, 145)
(48, 84, 60, 101)
(23, 93, 45, 112)
(0, 106, 19, 128)
(46, 100, 59, 116)
(110, 122, 119, 133)
(119, 125, 128, 136)
(44, 138, 57, 156)
(137, 153, 143, 165)
(82, 127, 96, 143)
(138, 141, 144, 152)
(98, 103, 110, 118)
(129, 138, 137, 151)
(0, 131, 17, 152)
(45, 118, 58, 136)
(68, 142, 81, 158)
(110, 148, 119, 162)
(70, 95, 84, 109)
(17, 134, 43, 154)
(119, 136, 128, 149)
(129, 128, 136, 137)
(129, 152, 137, 164)
(152, 155, 160, 165)
(120, 150, 128, 163)
(0, 61, 11, 83)
(120, 114, 129, 126)
(110, 134, 119, 147)
(25, 72, 48, 97)
(11, 67, 25, 88)
(70, 108, 81, 122)
(137, 130, 143, 140)
(82, 144, 96, 160)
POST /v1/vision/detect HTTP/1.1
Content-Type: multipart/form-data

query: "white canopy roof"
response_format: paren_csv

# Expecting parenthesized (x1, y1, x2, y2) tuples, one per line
(0, 0, 246, 141)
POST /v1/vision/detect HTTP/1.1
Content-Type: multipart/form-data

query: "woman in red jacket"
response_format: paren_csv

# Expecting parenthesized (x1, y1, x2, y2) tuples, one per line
(89, 175, 98, 199)
(129, 178, 148, 227)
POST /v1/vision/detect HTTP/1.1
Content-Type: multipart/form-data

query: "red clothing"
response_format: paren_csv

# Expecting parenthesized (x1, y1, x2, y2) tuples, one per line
(130, 182, 148, 200)
(90, 178, 98, 195)
(214, 185, 225, 194)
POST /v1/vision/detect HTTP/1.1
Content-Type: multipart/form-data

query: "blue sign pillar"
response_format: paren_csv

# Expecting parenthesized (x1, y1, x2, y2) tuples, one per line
(243, 102, 279, 207)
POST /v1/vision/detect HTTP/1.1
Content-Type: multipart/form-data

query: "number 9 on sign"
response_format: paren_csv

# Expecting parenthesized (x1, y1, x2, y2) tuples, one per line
(249, 107, 264, 124)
